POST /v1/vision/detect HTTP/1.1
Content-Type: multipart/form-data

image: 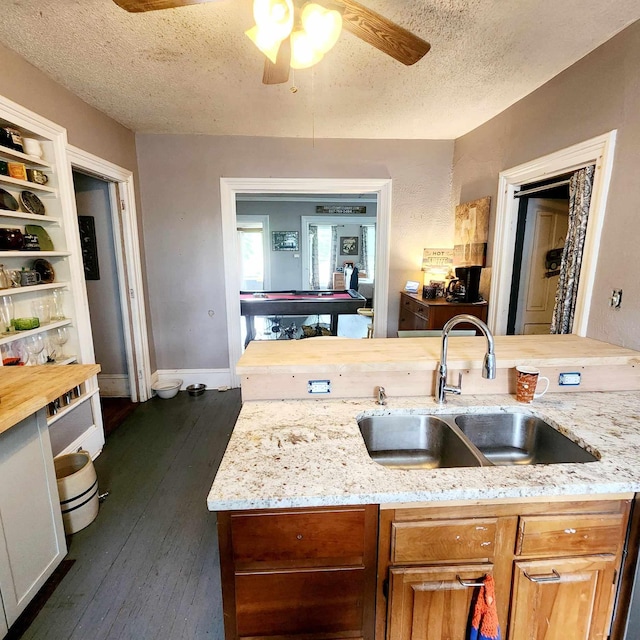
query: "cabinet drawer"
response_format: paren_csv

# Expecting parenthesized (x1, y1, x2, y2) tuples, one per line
(516, 512, 626, 557)
(235, 568, 365, 637)
(401, 295, 428, 317)
(391, 518, 498, 564)
(231, 508, 367, 570)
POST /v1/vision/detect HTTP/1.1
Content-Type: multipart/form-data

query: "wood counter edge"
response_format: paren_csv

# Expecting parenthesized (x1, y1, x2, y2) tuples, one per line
(0, 364, 100, 436)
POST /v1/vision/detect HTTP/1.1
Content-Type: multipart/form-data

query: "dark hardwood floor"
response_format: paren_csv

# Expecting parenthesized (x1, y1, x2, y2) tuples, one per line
(20, 389, 241, 640)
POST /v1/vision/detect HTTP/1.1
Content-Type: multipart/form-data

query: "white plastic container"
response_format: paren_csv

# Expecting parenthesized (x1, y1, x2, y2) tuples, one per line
(152, 379, 182, 399)
(54, 451, 99, 535)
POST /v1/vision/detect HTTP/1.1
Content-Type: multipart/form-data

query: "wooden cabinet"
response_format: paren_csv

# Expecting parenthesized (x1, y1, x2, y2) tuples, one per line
(509, 556, 617, 640)
(218, 505, 378, 640)
(378, 500, 630, 640)
(398, 292, 488, 333)
(0, 96, 103, 457)
(0, 410, 66, 629)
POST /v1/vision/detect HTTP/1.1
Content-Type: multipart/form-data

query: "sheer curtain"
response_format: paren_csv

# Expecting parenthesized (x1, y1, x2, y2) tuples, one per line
(550, 164, 596, 334)
(328, 226, 339, 288)
(309, 224, 320, 290)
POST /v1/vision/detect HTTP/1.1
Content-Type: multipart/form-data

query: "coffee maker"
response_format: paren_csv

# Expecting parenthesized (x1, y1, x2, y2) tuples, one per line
(448, 266, 482, 303)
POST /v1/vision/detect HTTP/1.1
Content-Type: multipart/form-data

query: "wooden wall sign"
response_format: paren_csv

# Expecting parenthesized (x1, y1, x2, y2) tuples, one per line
(453, 196, 491, 266)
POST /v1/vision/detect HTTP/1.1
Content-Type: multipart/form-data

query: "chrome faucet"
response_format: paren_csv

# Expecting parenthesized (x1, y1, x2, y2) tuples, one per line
(376, 386, 387, 405)
(436, 314, 496, 404)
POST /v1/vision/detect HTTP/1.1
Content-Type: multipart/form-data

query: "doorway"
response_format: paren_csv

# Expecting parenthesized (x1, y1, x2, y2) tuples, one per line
(221, 178, 392, 388)
(488, 131, 617, 336)
(507, 196, 569, 334)
(68, 145, 152, 402)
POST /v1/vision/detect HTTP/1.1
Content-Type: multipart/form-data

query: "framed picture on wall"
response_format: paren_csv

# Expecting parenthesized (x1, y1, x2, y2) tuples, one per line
(340, 236, 359, 255)
(272, 231, 299, 251)
(78, 215, 100, 280)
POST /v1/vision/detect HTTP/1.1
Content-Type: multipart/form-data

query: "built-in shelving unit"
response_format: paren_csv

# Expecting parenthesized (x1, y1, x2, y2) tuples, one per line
(0, 97, 104, 459)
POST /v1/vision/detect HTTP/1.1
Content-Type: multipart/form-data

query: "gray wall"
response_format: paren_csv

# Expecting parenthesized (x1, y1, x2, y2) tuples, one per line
(136, 136, 454, 369)
(453, 20, 640, 350)
(0, 41, 156, 371)
(73, 172, 127, 376)
(236, 200, 378, 290)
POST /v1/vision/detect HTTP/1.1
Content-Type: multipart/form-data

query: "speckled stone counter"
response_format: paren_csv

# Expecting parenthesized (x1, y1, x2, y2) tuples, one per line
(207, 391, 640, 511)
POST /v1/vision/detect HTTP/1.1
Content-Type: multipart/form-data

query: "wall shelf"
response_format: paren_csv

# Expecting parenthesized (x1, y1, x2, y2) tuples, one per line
(0, 143, 51, 168)
(0, 282, 69, 297)
(0, 319, 71, 347)
(0, 251, 71, 258)
(0, 209, 60, 224)
(0, 174, 56, 195)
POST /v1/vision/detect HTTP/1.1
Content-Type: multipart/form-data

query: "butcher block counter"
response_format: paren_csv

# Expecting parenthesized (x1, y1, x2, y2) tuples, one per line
(0, 364, 100, 435)
(237, 334, 640, 400)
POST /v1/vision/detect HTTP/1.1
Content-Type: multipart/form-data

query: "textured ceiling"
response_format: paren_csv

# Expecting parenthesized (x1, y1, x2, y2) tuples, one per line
(1, 1, 639, 139)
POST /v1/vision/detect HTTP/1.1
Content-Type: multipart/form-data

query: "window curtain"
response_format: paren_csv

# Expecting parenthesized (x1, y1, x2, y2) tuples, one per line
(550, 164, 596, 334)
(328, 225, 339, 288)
(309, 224, 320, 289)
(360, 225, 368, 276)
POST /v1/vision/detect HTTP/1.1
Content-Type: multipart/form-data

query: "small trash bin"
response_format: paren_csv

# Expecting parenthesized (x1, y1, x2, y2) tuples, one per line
(54, 451, 99, 535)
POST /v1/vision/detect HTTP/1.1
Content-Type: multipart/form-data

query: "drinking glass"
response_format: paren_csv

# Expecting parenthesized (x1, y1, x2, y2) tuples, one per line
(25, 334, 45, 365)
(32, 299, 51, 325)
(52, 327, 69, 360)
(51, 289, 65, 321)
(0, 296, 14, 333)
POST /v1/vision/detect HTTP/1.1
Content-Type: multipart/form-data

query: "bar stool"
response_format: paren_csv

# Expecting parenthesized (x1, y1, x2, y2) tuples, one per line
(357, 308, 374, 338)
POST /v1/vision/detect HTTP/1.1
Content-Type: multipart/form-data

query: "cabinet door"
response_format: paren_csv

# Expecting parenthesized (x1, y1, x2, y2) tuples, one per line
(387, 564, 493, 640)
(509, 556, 617, 640)
(0, 411, 66, 626)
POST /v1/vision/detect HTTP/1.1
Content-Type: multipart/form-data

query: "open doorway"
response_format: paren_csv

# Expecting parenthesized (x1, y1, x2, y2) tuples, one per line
(68, 145, 152, 408)
(488, 131, 616, 336)
(221, 178, 392, 388)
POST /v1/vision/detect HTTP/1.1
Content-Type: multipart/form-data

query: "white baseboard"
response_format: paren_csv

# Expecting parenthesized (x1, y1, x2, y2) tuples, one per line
(152, 369, 234, 391)
(98, 373, 130, 397)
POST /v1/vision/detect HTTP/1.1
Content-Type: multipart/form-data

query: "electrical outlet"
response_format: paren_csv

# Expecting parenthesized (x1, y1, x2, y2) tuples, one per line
(610, 289, 623, 308)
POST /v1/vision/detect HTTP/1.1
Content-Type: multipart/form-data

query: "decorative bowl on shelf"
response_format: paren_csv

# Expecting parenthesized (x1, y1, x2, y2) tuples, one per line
(151, 379, 182, 399)
(0, 228, 24, 251)
(13, 317, 40, 331)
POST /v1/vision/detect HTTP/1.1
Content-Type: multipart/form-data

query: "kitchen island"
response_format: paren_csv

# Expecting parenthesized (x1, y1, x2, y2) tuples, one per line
(209, 336, 640, 640)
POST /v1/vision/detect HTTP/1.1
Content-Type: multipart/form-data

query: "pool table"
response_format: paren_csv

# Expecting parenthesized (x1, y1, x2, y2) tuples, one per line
(240, 289, 367, 345)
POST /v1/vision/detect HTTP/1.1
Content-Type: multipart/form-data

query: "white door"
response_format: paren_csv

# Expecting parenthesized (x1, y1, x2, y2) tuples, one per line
(515, 198, 569, 334)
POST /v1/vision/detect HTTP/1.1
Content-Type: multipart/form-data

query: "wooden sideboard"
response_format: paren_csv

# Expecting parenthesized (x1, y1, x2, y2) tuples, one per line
(398, 292, 488, 333)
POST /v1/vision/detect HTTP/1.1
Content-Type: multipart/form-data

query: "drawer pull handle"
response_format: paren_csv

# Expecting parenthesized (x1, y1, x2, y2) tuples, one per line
(296, 534, 303, 540)
(456, 575, 486, 588)
(524, 569, 561, 583)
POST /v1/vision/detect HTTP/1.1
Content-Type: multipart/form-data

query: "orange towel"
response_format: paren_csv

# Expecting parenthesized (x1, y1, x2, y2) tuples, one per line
(470, 575, 501, 640)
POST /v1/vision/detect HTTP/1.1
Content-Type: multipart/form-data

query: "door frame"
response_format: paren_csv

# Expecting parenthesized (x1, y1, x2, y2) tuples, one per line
(67, 145, 152, 402)
(221, 178, 392, 388)
(236, 214, 271, 290)
(488, 131, 617, 336)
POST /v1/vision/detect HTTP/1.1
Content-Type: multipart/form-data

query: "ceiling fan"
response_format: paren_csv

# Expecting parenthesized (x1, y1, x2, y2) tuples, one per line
(112, 0, 431, 85)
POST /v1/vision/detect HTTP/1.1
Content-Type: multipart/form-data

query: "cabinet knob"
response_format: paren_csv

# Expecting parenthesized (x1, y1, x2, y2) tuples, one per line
(296, 534, 303, 540)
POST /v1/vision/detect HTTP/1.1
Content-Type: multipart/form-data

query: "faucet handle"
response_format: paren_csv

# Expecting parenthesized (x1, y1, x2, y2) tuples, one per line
(444, 372, 463, 395)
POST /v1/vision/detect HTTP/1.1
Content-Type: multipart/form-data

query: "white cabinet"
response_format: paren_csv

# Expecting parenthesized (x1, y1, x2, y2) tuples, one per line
(0, 97, 104, 457)
(0, 410, 67, 629)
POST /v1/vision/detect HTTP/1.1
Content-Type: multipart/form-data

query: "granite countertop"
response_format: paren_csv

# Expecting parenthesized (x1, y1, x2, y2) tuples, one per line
(207, 390, 640, 511)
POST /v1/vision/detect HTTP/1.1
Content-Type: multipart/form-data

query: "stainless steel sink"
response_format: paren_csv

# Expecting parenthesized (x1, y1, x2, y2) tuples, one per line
(357, 415, 483, 470)
(357, 411, 597, 469)
(454, 413, 598, 466)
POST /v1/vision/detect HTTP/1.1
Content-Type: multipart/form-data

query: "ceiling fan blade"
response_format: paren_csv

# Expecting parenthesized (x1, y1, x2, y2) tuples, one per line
(335, 0, 431, 66)
(263, 38, 291, 85)
(112, 0, 218, 12)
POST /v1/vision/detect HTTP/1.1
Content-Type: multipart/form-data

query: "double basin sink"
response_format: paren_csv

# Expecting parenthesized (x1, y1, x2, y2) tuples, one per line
(357, 410, 598, 470)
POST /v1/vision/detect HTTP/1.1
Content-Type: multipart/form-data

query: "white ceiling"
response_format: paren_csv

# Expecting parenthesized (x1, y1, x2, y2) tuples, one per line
(1, 1, 638, 139)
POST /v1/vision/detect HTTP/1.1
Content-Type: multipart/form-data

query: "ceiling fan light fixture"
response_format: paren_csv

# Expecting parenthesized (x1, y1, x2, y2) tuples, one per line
(300, 3, 342, 54)
(245, 24, 284, 64)
(252, 0, 294, 41)
(290, 28, 324, 69)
